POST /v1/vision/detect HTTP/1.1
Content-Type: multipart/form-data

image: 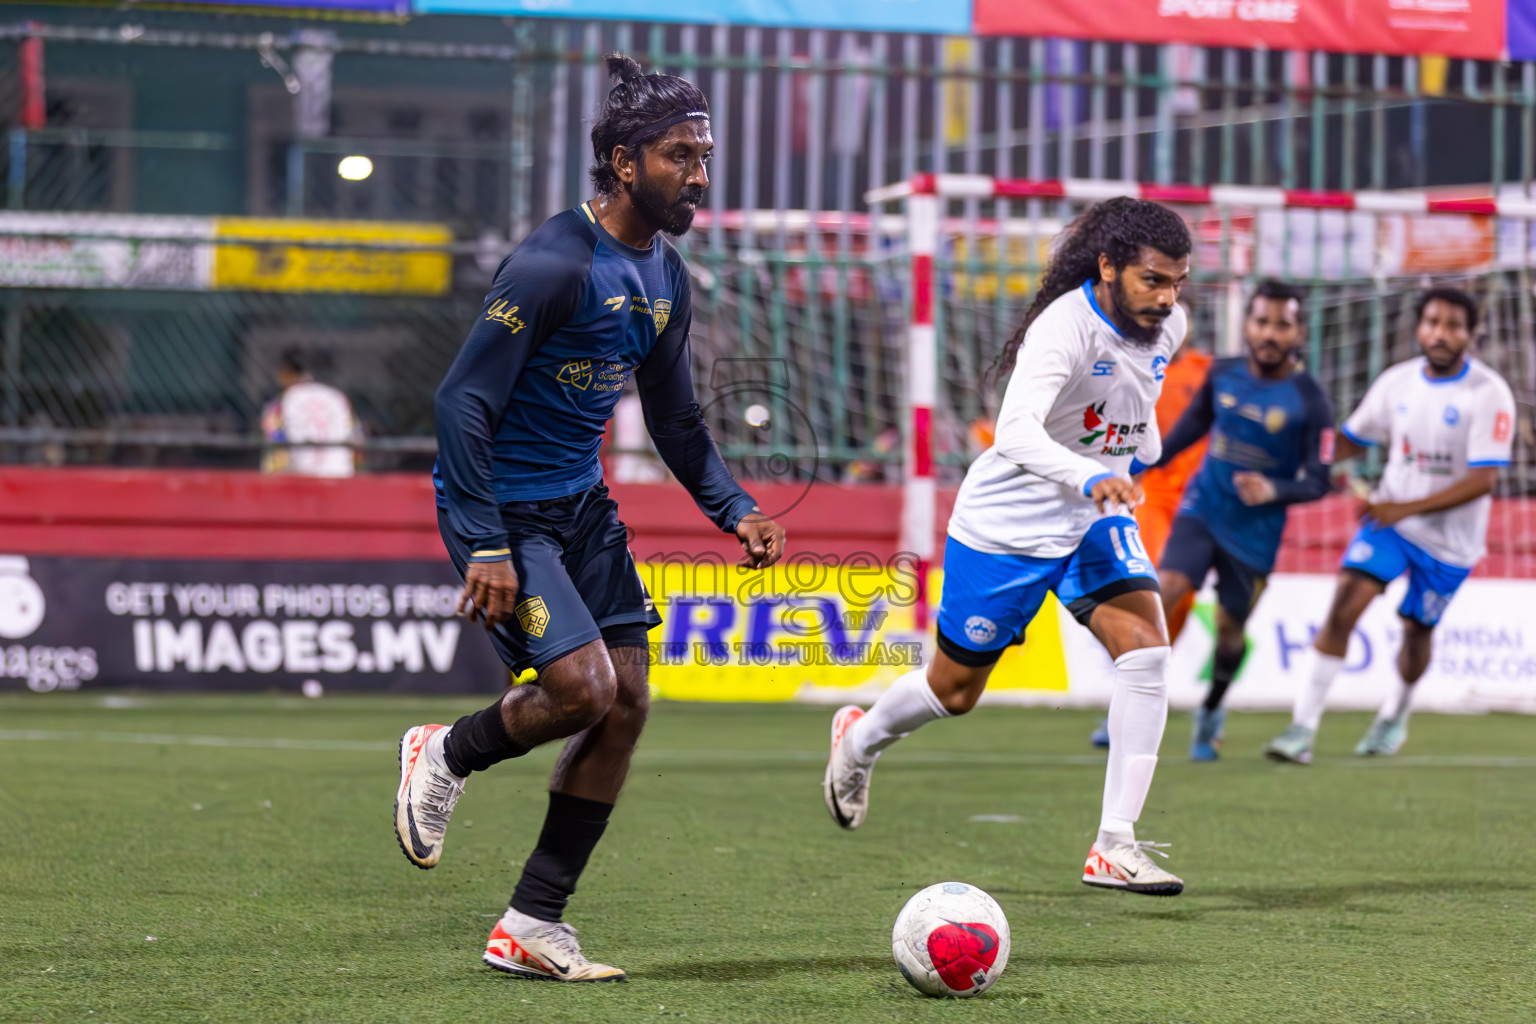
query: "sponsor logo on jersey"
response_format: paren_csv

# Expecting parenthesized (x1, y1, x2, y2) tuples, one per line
(1079, 402, 1147, 455)
(603, 295, 626, 311)
(516, 597, 550, 638)
(1494, 410, 1512, 442)
(484, 299, 526, 334)
(1092, 360, 1116, 377)
(1319, 428, 1336, 465)
(557, 359, 594, 391)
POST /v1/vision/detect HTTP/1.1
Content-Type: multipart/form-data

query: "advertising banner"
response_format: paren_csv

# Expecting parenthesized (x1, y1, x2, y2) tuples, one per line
(0, 213, 210, 290)
(160, 0, 408, 13)
(210, 218, 452, 296)
(411, 0, 971, 33)
(0, 555, 505, 694)
(1511, 0, 1536, 59)
(973, 0, 1506, 61)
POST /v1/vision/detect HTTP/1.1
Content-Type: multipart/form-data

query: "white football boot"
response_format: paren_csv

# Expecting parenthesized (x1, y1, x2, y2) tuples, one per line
(1082, 839, 1184, 896)
(394, 724, 466, 869)
(483, 908, 626, 982)
(823, 705, 874, 830)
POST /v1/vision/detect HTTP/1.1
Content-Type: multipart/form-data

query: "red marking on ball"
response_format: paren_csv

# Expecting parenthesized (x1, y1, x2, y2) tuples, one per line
(926, 921, 1000, 992)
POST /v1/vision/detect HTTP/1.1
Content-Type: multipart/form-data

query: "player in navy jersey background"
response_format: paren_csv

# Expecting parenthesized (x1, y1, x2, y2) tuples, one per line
(392, 53, 786, 983)
(1153, 280, 1334, 761)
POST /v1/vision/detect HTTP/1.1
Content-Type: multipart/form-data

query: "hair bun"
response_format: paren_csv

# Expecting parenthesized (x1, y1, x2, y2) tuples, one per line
(604, 52, 645, 83)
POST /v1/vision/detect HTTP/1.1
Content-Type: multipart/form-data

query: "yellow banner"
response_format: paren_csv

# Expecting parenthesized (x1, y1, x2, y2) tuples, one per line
(211, 218, 451, 295)
(628, 562, 1068, 702)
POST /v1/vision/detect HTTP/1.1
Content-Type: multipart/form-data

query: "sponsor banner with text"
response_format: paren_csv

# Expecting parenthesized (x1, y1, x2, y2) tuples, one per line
(974, 0, 1505, 60)
(0, 555, 504, 694)
(412, 0, 970, 32)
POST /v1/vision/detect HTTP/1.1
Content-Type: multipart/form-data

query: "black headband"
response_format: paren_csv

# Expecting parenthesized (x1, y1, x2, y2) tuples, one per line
(619, 109, 709, 154)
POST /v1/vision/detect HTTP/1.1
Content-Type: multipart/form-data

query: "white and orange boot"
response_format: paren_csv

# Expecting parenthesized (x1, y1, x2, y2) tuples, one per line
(393, 724, 466, 869)
(1082, 839, 1184, 896)
(823, 705, 874, 830)
(483, 908, 627, 982)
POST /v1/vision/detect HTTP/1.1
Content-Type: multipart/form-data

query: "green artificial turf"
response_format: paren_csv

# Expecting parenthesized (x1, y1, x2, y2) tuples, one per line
(1, 694, 1533, 1023)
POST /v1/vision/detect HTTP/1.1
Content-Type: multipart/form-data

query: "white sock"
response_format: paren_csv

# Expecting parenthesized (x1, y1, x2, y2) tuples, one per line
(1379, 678, 1416, 722)
(1293, 650, 1344, 732)
(845, 668, 949, 765)
(1097, 647, 1170, 845)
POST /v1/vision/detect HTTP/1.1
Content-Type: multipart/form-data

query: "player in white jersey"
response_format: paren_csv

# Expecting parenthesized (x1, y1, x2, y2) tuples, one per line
(1267, 288, 1515, 763)
(823, 198, 1193, 895)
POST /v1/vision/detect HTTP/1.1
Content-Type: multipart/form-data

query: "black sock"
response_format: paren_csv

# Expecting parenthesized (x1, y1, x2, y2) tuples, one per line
(442, 697, 529, 776)
(510, 792, 614, 922)
(1204, 641, 1246, 712)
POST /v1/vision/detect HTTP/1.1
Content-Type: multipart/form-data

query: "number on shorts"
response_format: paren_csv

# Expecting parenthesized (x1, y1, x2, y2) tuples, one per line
(1108, 524, 1150, 564)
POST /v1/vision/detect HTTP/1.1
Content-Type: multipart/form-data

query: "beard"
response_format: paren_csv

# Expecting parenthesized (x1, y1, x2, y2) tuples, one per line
(632, 161, 704, 237)
(1110, 276, 1171, 348)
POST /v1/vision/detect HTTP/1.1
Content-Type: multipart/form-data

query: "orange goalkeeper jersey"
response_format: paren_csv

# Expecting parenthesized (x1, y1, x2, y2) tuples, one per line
(1137, 348, 1212, 563)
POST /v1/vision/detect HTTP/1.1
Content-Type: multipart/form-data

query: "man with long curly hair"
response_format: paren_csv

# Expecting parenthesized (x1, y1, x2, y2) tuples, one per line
(824, 197, 1192, 895)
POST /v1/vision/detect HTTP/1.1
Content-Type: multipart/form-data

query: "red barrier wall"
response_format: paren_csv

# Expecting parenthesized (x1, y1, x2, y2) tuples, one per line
(3, 468, 1531, 577)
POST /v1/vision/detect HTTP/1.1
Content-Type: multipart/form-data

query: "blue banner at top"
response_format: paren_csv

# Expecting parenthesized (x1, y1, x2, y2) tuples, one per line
(1512, 0, 1536, 60)
(412, 0, 971, 34)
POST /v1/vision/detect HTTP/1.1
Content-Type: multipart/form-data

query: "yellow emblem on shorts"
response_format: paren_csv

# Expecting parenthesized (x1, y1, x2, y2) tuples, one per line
(652, 298, 672, 334)
(516, 597, 550, 638)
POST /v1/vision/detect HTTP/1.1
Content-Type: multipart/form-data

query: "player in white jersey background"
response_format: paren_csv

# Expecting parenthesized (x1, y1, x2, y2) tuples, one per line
(1267, 288, 1516, 764)
(823, 198, 1193, 895)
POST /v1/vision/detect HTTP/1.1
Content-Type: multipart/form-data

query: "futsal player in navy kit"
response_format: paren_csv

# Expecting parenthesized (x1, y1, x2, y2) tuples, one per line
(392, 53, 785, 982)
(1154, 280, 1334, 760)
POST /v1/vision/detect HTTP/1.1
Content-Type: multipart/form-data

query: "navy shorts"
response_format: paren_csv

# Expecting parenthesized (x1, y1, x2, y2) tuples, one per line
(438, 483, 661, 674)
(1159, 513, 1268, 625)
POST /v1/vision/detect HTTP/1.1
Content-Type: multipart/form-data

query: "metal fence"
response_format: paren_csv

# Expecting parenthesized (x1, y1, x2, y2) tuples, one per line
(2, 7, 1535, 487)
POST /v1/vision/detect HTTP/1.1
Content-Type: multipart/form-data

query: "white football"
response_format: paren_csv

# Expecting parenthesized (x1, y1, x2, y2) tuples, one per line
(891, 881, 1010, 998)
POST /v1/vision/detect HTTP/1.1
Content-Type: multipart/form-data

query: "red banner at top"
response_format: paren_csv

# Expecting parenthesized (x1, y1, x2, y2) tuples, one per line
(974, 0, 1505, 60)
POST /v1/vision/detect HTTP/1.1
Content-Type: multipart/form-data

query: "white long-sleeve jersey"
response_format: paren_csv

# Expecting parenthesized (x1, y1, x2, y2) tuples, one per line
(948, 281, 1188, 558)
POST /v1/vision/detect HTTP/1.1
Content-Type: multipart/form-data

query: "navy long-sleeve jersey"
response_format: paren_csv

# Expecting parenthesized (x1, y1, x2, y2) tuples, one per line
(433, 202, 758, 557)
(1157, 357, 1334, 571)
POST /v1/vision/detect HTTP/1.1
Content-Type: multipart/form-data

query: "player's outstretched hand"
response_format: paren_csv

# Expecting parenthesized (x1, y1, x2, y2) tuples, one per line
(1089, 475, 1143, 516)
(459, 559, 520, 630)
(736, 515, 787, 569)
(1233, 471, 1278, 506)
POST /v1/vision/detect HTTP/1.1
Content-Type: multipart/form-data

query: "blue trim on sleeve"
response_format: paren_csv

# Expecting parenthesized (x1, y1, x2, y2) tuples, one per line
(1128, 457, 1148, 475)
(1467, 459, 1509, 468)
(1080, 280, 1124, 338)
(1083, 471, 1114, 497)
(1339, 423, 1375, 447)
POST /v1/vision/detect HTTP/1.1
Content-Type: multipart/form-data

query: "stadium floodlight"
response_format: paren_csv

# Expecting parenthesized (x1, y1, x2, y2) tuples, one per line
(337, 155, 374, 181)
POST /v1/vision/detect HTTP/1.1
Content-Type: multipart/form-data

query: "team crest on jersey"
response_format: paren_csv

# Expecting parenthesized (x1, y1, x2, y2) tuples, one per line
(557, 360, 593, 391)
(1265, 407, 1288, 433)
(516, 597, 550, 638)
(652, 298, 672, 334)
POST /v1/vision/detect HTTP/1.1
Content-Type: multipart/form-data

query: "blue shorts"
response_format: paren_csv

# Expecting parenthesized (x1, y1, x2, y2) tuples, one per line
(438, 483, 661, 674)
(936, 516, 1160, 666)
(1342, 521, 1471, 628)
